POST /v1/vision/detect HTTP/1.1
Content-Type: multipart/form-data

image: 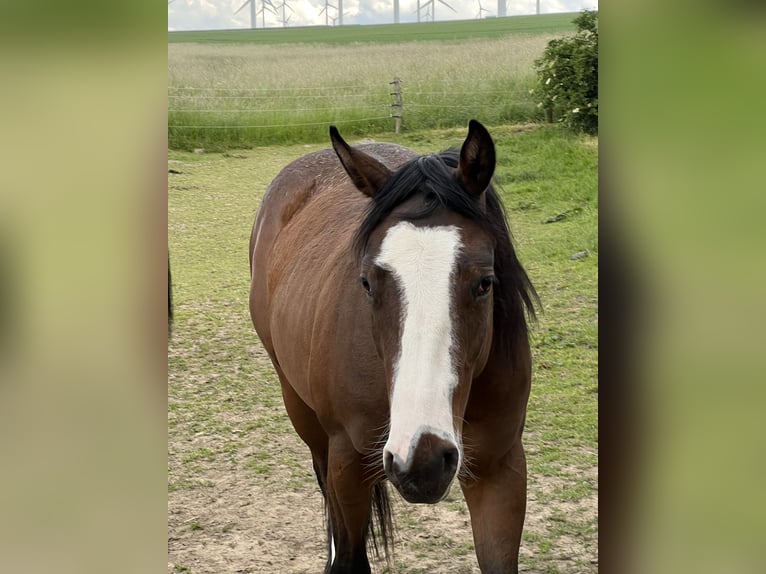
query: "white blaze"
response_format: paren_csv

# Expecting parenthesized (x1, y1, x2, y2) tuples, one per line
(376, 221, 461, 470)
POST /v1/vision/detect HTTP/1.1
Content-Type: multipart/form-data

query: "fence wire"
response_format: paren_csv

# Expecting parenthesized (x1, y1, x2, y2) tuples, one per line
(169, 116, 393, 129)
(168, 79, 540, 133)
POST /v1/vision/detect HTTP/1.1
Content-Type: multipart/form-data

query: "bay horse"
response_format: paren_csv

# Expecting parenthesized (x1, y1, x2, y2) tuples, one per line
(249, 120, 537, 573)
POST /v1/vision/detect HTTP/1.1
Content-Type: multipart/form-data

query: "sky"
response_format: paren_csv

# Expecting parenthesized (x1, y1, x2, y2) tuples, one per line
(168, 0, 598, 31)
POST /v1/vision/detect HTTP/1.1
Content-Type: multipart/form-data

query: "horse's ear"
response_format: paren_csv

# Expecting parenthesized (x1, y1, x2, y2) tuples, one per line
(330, 126, 392, 198)
(456, 119, 496, 198)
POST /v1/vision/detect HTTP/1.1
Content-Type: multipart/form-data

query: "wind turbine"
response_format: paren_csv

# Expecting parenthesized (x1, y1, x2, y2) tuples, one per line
(476, 0, 490, 18)
(328, 0, 348, 25)
(271, 0, 294, 27)
(319, 0, 337, 26)
(394, 0, 399, 23)
(497, 0, 506, 17)
(432, 0, 456, 21)
(416, 0, 455, 23)
(235, 0, 277, 29)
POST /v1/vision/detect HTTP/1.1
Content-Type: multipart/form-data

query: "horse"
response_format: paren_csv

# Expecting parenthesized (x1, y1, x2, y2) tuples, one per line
(249, 120, 537, 573)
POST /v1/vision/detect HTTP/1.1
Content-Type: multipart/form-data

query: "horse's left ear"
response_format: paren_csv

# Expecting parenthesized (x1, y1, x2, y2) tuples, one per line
(330, 126, 392, 198)
(456, 119, 496, 198)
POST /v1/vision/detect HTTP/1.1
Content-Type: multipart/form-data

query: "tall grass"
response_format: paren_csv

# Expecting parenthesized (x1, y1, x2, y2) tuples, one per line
(168, 35, 559, 150)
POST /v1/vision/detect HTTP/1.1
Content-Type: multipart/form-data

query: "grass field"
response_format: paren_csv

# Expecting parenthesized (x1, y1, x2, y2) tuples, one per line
(168, 13, 578, 45)
(168, 13, 580, 150)
(168, 122, 597, 573)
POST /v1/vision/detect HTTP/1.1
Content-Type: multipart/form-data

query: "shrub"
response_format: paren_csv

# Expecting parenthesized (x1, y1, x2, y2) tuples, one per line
(535, 10, 598, 135)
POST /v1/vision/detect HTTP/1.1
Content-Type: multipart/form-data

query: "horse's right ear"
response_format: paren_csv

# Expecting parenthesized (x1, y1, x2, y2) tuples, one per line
(330, 126, 392, 198)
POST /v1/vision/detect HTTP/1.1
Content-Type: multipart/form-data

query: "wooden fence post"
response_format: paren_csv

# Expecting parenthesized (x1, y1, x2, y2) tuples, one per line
(390, 77, 402, 134)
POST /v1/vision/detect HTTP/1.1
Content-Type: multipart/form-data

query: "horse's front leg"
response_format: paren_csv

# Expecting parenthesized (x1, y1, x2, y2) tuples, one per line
(460, 440, 527, 574)
(326, 434, 374, 574)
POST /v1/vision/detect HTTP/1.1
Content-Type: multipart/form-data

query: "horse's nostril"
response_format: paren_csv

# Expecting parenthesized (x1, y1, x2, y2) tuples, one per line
(383, 450, 394, 474)
(442, 444, 459, 474)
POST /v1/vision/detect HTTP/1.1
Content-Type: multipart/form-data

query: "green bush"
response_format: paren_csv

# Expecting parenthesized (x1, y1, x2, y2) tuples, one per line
(535, 10, 598, 135)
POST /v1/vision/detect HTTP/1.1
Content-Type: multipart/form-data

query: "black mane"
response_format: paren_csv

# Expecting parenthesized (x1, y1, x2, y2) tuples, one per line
(353, 148, 539, 352)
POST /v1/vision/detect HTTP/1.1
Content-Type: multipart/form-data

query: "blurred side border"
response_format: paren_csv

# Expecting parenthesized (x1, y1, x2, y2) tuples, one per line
(0, 2, 168, 573)
(601, 1, 766, 573)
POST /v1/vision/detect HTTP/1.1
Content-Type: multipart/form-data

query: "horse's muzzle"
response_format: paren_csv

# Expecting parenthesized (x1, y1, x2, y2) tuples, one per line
(383, 432, 459, 504)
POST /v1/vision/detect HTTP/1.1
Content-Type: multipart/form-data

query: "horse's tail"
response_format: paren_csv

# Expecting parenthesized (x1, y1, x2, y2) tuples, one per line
(367, 481, 395, 565)
(323, 506, 333, 574)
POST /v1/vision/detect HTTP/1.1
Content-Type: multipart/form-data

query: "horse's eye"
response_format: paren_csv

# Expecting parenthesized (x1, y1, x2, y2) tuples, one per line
(360, 277, 372, 295)
(476, 276, 494, 297)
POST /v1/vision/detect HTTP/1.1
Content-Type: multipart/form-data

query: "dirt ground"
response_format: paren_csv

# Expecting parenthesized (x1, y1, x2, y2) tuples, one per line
(168, 340, 597, 574)
(168, 441, 596, 574)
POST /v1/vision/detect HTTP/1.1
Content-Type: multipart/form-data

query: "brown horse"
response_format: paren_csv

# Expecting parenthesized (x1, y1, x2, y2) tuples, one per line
(249, 120, 537, 573)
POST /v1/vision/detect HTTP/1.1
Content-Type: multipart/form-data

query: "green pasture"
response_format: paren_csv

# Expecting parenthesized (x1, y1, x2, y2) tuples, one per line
(168, 13, 577, 45)
(168, 123, 597, 572)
